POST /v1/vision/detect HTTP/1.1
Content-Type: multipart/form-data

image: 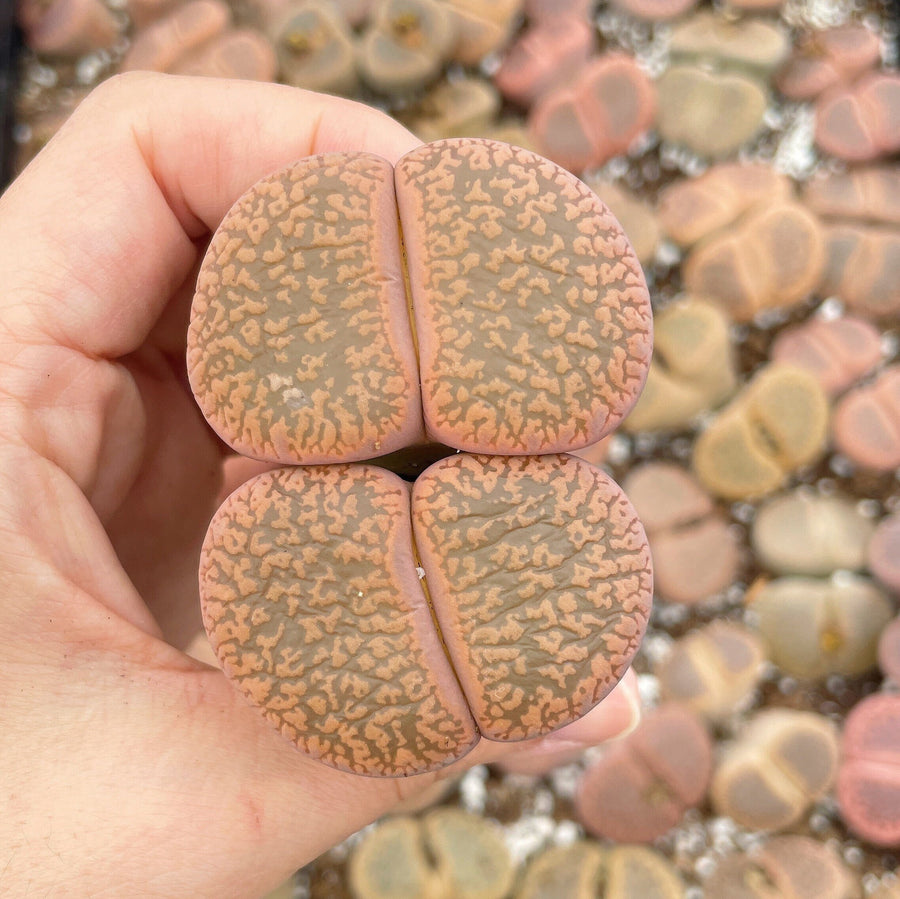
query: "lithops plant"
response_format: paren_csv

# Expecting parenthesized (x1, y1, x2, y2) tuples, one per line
(517, 842, 686, 899)
(711, 709, 840, 831)
(702, 835, 860, 899)
(655, 621, 765, 723)
(770, 316, 883, 397)
(802, 166, 900, 321)
(356, 0, 457, 94)
(776, 23, 882, 101)
(188, 139, 653, 463)
(406, 77, 501, 141)
(444, 0, 521, 66)
(269, 0, 358, 94)
(18, 0, 119, 56)
(692, 364, 830, 501)
(528, 53, 657, 175)
(622, 298, 737, 432)
(832, 366, 900, 472)
(747, 574, 893, 680)
(870, 513, 900, 594)
(622, 462, 740, 604)
(349, 808, 515, 899)
(608, 0, 699, 23)
(837, 694, 900, 847)
(816, 71, 900, 163)
(575, 703, 713, 843)
(879, 616, 900, 683)
(751, 490, 875, 576)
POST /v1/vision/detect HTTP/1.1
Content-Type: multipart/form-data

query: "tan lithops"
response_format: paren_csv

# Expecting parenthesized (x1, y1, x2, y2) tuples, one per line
(582, 178, 660, 267)
(702, 835, 860, 899)
(349, 810, 514, 899)
(682, 202, 826, 322)
(770, 316, 883, 397)
(517, 843, 685, 899)
(656, 66, 768, 159)
(747, 574, 893, 680)
(657, 163, 792, 249)
(174, 29, 278, 80)
(668, 11, 790, 74)
(445, 0, 521, 66)
(199, 454, 652, 774)
(832, 366, 900, 471)
(622, 298, 736, 432)
(870, 514, 900, 594)
(776, 24, 882, 101)
(609, 0, 699, 23)
(189, 140, 652, 463)
(576, 704, 713, 843)
(270, 0, 357, 94)
(751, 490, 875, 575)
(656, 621, 765, 722)
(622, 462, 740, 604)
(711, 709, 840, 831)
(121, 0, 231, 73)
(407, 77, 501, 142)
(693, 365, 830, 501)
(493, 15, 595, 108)
(356, 0, 457, 94)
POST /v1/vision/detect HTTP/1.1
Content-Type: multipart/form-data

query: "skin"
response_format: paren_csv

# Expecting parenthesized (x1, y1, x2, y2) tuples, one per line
(0, 73, 640, 898)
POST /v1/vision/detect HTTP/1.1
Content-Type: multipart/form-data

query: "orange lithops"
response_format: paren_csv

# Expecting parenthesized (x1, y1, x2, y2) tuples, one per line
(188, 139, 652, 463)
(200, 454, 651, 775)
(191, 138, 654, 776)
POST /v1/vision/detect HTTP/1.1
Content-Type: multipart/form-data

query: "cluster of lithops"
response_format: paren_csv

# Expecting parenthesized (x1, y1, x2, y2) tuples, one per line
(189, 138, 654, 776)
(13, 0, 900, 894)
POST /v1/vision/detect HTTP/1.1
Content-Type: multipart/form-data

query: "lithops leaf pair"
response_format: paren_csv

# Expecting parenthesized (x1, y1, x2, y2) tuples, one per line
(189, 138, 654, 776)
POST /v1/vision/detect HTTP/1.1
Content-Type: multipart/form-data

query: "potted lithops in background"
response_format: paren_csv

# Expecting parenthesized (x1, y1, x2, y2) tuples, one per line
(10, 0, 900, 893)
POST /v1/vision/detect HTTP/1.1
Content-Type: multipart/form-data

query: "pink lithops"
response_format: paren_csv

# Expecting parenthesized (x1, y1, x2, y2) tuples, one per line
(656, 621, 765, 722)
(623, 462, 740, 604)
(200, 454, 652, 775)
(529, 53, 657, 174)
(832, 366, 900, 471)
(776, 24, 882, 101)
(121, 0, 231, 73)
(703, 835, 859, 899)
(816, 71, 900, 162)
(838, 694, 900, 847)
(711, 709, 840, 831)
(18, 0, 119, 56)
(493, 15, 595, 108)
(879, 616, 900, 683)
(770, 316, 883, 397)
(803, 166, 900, 225)
(575, 703, 712, 843)
(188, 140, 652, 463)
(870, 514, 900, 594)
(356, 0, 457, 94)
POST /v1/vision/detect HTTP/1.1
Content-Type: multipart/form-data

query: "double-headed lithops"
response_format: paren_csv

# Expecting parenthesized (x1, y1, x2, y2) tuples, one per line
(711, 709, 839, 831)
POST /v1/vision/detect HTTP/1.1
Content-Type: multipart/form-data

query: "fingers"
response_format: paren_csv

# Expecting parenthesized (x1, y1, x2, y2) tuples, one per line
(0, 72, 421, 360)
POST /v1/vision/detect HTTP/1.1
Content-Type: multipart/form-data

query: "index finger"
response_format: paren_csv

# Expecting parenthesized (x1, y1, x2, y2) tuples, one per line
(0, 72, 422, 358)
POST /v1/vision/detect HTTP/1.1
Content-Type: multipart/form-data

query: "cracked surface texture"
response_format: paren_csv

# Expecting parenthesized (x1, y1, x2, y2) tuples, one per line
(199, 464, 477, 776)
(187, 153, 421, 464)
(200, 453, 652, 773)
(412, 453, 651, 741)
(396, 139, 652, 455)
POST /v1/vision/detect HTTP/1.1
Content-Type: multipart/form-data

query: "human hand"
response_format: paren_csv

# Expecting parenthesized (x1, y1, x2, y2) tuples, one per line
(0, 73, 640, 897)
